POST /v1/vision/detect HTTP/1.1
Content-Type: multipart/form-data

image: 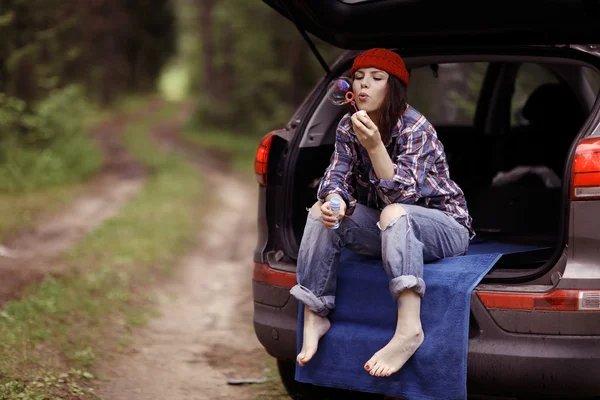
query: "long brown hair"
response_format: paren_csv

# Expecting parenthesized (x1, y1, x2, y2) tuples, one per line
(378, 75, 407, 145)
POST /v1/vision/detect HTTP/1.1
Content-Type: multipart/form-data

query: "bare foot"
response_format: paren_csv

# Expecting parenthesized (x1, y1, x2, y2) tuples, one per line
(297, 306, 331, 366)
(364, 327, 424, 377)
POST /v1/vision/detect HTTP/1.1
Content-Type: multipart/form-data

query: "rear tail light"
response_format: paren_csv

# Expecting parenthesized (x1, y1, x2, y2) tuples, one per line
(253, 263, 296, 288)
(477, 290, 600, 311)
(254, 131, 277, 186)
(571, 137, 600, 200)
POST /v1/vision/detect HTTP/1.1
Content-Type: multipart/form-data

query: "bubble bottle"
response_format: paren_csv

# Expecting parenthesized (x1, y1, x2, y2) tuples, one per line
(329, 197, 341, 229)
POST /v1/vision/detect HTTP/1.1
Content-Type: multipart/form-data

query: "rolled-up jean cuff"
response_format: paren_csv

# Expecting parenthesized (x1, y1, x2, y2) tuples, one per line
(389, 275, 426, 299)
(290, 284, 334, 317)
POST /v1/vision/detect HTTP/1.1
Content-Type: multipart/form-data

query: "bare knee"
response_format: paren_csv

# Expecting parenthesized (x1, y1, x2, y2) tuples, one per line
(310, 201, 322, 219)
(380, 204, 406, 230)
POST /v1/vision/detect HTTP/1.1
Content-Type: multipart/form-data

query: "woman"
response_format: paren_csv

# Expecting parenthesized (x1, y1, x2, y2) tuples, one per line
(289, 48, 474, 378)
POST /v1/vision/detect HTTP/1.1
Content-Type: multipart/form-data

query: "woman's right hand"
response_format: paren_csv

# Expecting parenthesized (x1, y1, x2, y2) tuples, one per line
(321, 199, 346, 229)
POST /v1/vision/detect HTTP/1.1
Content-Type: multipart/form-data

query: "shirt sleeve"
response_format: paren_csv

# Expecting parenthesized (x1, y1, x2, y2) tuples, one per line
(372, 127, 437, 205)
(317, 116, 357, 212)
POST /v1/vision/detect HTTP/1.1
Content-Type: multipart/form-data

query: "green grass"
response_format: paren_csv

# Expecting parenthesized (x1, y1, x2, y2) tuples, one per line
(182, 124, 262, 180)
(0, 184, 87, 243)
(0, 99, 203, 399)
(87, 94, 153, 126)
(249, 356, 289, 400)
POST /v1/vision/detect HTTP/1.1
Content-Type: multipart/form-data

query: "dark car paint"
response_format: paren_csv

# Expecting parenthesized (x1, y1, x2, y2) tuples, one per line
(263, 0, 600, 50)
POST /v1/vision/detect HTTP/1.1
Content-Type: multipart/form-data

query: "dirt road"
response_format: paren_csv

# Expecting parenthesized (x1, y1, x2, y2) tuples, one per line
(0, 102, 156, 306)
(95, 116, 280, 400)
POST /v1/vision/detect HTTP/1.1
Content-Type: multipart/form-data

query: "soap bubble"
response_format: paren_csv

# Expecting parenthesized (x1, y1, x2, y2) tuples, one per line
(326, 77, 353, 105)
(326, 77, 358, 112)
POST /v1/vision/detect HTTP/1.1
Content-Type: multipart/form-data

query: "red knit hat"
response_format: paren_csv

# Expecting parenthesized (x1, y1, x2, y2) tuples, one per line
(350, 48, 409, 86)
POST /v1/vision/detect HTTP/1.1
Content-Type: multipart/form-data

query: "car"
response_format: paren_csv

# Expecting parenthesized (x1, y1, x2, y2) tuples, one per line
(252, 1, 600, 399)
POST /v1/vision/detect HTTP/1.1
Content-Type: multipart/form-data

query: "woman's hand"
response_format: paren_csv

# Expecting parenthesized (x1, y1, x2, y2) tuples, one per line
(321, 198, 346, 230)
(351, 110, 382, 152)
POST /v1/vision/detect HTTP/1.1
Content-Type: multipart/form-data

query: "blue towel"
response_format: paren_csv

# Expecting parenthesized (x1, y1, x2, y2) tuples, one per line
(464, 237, 542, 255)
(294, 241, 530, 400)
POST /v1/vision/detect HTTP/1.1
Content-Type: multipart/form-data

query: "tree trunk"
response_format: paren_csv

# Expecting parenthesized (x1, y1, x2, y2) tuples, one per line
(198, 0, 216, 98)
(218, 18, 234, 103)
(11, 4, 36, 101)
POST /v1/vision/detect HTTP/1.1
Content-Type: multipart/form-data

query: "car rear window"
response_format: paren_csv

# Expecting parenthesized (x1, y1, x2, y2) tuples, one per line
(511, 63, 559, 127)
(407, 62, 488, 127)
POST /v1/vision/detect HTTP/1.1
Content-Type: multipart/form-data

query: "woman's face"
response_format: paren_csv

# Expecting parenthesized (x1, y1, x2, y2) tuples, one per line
(352, 67, 389, 114)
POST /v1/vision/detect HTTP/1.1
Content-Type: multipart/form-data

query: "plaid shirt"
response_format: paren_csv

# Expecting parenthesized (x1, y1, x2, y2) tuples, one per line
(317, 105, 473, 233)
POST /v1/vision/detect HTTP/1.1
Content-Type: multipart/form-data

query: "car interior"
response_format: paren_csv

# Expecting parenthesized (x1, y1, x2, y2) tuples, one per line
(289, 55, 599, 269)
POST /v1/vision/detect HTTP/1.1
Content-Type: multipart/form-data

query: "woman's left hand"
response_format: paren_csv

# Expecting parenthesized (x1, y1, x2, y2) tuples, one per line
(351, 111, 382, 152)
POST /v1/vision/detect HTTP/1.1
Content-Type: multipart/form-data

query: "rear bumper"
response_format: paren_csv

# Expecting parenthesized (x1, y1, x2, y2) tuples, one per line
(467, 298, 600, 398)
(253, 281, 600, 398)
(253, 281, 298, 361)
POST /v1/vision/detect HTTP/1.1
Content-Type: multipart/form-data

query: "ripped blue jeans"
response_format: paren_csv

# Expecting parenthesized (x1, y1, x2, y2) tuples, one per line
(290, 203, 470, 317)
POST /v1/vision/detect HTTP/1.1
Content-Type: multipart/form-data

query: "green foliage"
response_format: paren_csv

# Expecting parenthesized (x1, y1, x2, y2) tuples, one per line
(182, 118, 262, 180)
(175, 0, 342, 135)
(0, 380, 49, 400)
(213, 1, 292, 132)
(0, 86, 102, 192)
(0, 0, 176, 104)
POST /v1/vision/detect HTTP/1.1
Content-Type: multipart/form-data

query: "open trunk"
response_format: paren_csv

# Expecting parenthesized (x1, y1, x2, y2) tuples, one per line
(263, 0, 600, 49)
(282, 49, 600, 282)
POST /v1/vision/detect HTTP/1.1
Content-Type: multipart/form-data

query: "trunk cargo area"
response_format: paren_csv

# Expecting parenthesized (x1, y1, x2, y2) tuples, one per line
(291, 142, 559, 274)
